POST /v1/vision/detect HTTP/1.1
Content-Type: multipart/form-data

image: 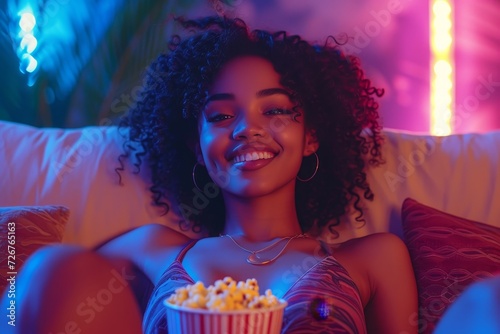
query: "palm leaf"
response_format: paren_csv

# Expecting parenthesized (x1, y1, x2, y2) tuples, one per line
(65, 0, 217, 127)
(1, 0, 218, 127)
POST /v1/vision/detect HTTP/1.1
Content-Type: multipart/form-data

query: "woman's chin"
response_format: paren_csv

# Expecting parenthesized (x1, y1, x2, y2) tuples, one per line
(221, 180, 294, 199)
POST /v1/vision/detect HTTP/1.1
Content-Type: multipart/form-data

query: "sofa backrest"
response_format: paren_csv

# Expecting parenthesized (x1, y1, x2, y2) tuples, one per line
(1, 120, 499, 247)
(0, 120, 186, 247)
(332, 129, 500, 243)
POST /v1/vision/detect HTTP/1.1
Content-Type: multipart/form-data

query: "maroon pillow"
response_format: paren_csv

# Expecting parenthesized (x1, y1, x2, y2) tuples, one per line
(401, 198, 500, 334)
(0, 206, 69, 294)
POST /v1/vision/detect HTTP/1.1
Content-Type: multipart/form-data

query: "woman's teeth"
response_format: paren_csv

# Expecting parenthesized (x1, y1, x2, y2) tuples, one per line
(234, 152, 274, 163)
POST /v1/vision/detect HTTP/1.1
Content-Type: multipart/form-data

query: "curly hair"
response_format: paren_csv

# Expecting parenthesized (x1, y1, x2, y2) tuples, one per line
(118, 16, 384, 237)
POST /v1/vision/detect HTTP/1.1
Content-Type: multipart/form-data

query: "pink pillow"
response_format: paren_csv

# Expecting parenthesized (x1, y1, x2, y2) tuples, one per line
(401, 198, 500, 334)
(0, 206, 69, 294)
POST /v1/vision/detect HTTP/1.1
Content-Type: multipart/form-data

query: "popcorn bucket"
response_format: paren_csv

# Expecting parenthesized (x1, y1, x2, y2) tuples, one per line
(163, 299, 287, 334)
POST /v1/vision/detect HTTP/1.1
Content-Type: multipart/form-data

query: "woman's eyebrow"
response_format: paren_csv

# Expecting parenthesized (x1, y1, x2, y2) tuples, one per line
(204, 93, 235, 105)
(204, 88, 290, 106)
(256, 88, 291, 98)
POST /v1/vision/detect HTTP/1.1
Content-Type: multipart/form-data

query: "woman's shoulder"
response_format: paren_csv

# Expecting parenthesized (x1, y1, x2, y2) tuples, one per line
(336, 233, 418, 333)
(96, 223, 194, 281)
(348, 231, 403, 245)
(336, 232, 410, 272)
(335, 232, 407, 256)
(330, 233, 411, 305)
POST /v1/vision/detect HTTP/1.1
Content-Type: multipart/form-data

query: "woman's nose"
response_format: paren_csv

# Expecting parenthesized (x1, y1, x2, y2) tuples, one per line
(232, 114, 267, 140)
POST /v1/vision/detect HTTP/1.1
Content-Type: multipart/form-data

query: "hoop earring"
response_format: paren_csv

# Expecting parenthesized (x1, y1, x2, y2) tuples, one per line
(297, 152, 319, 182)
(192, 163, 204, 191)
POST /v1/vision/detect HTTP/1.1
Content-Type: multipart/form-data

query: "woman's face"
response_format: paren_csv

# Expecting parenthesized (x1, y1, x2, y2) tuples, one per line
(197, 56, 318, 198)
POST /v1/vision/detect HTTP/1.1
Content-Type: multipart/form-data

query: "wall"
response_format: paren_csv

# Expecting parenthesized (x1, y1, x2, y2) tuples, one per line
(1, 0, 499, 133)
(221, 0, 500, 134)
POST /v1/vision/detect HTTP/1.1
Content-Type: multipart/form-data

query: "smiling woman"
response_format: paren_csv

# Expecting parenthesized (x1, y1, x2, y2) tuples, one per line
(3, 16, 417, 334)
(119, 16, 387, 239)
(197, 56, 314, 208)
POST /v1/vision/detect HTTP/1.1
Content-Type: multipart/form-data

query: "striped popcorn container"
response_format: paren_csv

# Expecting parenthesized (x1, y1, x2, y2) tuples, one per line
(163, 299, 287, 334)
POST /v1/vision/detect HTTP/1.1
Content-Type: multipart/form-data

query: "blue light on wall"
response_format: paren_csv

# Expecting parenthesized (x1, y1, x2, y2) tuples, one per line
(20, 33, 37, 53)
(21, 53, 37, 72)
(19, 11, 36, 31)
(8, 0, 125, 95)
(17, 10, 38, 83)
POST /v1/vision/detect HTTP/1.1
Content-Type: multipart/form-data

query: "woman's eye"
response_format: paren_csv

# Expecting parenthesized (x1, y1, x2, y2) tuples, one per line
(207, 114, 233, 123)
(264, 108, 293, 115)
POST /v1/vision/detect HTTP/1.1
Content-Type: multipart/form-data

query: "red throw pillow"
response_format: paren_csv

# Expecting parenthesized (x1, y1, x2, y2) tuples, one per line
(401, 198, 500, 334)
(0, 206, 69, 294)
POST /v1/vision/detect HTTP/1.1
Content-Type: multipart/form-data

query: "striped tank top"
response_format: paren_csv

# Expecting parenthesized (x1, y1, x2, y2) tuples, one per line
(143, 240, 366, 333)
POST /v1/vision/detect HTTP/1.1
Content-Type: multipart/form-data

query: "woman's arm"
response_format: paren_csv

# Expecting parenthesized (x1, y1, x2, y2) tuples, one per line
(96, 223, 192, 284)
(95, 223, 193, 314)
(362, 233, 418, 334)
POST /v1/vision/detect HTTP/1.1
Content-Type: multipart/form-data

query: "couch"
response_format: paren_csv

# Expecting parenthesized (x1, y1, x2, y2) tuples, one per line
(1, 119, 500, 333)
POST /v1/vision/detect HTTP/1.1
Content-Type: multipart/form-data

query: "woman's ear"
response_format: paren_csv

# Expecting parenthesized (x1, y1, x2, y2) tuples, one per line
(187, 139, 206, 166)
(194, 143, 206, 166)
(303, 128, 319, 156)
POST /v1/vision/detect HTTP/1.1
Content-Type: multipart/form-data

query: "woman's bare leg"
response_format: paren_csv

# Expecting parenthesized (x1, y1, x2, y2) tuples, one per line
(1, 245, 143, 334)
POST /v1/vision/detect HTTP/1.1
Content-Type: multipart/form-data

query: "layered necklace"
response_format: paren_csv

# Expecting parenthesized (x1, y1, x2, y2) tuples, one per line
(222, 233, 308, 265)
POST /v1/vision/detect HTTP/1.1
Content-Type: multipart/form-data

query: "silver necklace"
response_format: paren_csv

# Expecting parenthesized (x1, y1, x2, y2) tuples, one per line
(222, 233, 307, 265)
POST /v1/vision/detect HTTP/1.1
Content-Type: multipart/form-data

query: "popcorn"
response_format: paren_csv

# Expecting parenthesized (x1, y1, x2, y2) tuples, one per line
(166, 277, 280, 311)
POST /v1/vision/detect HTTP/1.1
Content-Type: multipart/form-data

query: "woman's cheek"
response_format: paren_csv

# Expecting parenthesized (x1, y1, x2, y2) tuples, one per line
(199, 131, 226, 170)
